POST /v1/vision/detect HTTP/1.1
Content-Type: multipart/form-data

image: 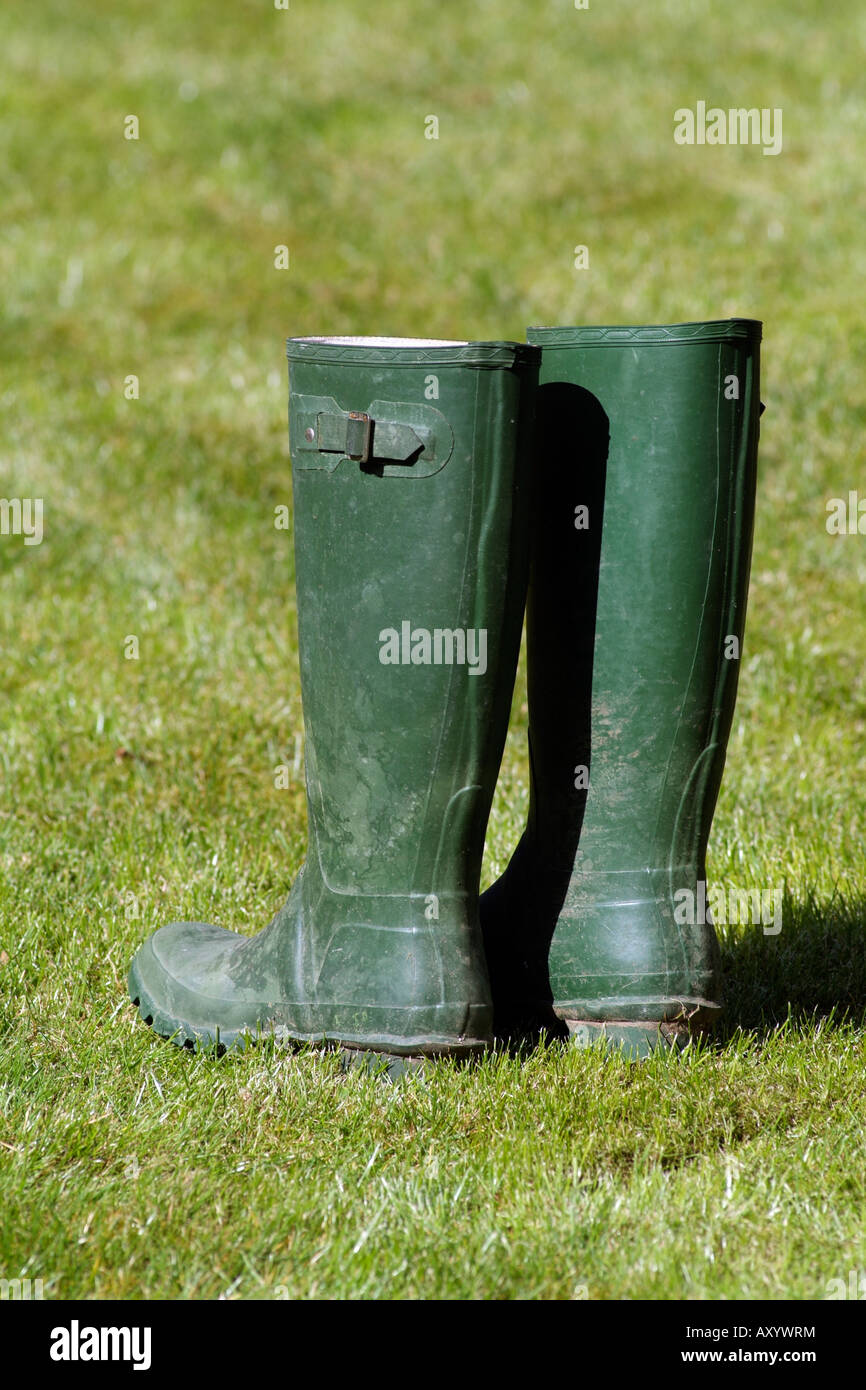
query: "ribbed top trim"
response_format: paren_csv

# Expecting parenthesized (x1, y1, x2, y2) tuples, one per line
(286, 337, 540, 369)
(527, 319, 762, 346)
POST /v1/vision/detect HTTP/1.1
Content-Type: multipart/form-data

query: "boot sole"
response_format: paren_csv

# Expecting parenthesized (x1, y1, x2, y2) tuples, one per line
(129, 962, 490, 1062)
(562, 1017, 714, 1058)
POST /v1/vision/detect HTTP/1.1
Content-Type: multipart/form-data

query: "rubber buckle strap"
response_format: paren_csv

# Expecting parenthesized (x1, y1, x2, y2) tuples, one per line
(290, 396, 454, 476)
(314, 409, 419, 465)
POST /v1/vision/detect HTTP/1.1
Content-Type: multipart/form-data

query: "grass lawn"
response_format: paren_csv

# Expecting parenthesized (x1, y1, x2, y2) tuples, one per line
(2, 0, 865, 1300)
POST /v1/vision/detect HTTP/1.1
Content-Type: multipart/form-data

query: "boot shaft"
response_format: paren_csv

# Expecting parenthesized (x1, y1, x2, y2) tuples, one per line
(525, 320, 762, 874)
(286, 336, 540, 900)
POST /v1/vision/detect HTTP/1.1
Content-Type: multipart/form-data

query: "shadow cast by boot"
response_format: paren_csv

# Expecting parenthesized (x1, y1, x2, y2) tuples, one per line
(716, 887, 866, 1042)
(481, 381, 609, 1048)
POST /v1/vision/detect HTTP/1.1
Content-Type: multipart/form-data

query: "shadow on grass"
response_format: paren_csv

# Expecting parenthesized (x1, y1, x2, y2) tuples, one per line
(716, 887, 866, 1040)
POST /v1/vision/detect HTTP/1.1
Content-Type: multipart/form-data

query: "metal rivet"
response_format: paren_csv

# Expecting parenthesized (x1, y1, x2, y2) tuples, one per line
(304, 427, 316, 443)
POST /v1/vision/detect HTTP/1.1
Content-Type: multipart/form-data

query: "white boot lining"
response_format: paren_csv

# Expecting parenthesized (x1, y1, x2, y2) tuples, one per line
(293, 336, 469, 347)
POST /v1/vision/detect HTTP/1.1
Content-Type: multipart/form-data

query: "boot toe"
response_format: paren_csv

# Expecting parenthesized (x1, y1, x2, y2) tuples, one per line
(128, 921, 274, 1050)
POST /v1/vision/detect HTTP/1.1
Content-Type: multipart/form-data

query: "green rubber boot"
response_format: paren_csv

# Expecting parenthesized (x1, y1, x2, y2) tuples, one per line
(481, 320, 762, 1055)
(129, 336, 539, 1058)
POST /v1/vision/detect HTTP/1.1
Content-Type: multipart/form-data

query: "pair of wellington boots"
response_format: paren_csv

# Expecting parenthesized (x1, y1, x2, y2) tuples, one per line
(129, 320, 762, 1060)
